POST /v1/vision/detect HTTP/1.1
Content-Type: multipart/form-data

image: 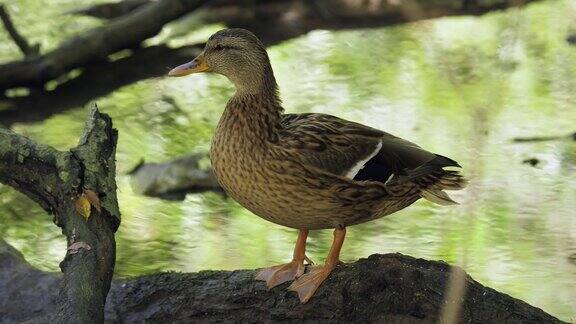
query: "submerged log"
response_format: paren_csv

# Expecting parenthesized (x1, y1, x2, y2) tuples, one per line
(128, 153, 221, 200)
(0, 239, 563, 323)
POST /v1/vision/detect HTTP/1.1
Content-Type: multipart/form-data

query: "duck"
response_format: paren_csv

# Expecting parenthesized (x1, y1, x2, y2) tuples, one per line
(168, 28, 466, 303)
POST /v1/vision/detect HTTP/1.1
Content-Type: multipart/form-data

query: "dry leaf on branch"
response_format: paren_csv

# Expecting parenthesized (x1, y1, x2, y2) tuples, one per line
(84, 189, 101, 213)
(75, 194, 91, 220)
(74, 189, 103, 220)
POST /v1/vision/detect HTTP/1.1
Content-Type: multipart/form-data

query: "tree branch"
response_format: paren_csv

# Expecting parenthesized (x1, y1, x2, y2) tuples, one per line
(0, 0, 209, 90)
(0, 4, 39, 58)
(0, 126, 69, 211)
(0, 241, 565, 323)
(72, 0, 541, 46)
(0, 0, 542, 92)
(70, 0, 152, 19)
(0, 44, 202, 126)
(0, 106, 120, 323)
(0, 0, 542, 125)
(198, 0, 540, 45)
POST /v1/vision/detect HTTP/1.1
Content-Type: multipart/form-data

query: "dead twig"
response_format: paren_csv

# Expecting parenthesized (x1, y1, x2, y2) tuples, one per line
(513, 132, 576, 143)
(0, 4, 39, 58)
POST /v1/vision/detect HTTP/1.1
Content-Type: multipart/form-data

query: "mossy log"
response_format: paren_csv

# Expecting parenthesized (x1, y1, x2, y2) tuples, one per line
(0, 239, 564, 323)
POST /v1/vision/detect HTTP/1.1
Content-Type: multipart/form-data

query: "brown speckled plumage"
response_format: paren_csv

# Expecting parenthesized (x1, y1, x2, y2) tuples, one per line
(202, 29, 465, 230)
(169, 28, 466, 302)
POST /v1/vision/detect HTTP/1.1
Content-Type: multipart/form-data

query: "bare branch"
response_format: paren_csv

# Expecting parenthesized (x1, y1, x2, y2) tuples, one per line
(0, 0, 541, 93)
(0, 0, 209, 90)
(0, 4, 39, 58)
(0, 44, 202, 126)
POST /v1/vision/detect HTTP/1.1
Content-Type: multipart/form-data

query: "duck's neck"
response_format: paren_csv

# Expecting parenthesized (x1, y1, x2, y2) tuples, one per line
(220, 67, 283, 142)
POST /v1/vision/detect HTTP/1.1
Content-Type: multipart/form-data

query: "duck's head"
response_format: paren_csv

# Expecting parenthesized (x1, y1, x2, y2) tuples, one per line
(168, 28, 275, 94)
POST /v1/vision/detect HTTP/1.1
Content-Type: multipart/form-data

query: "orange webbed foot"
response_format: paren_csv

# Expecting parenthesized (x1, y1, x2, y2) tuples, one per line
(287, 264, 335, 303)
(256, 229, 310, 288)
(288, 227, 346, 303)
(256, 259, 306, 288)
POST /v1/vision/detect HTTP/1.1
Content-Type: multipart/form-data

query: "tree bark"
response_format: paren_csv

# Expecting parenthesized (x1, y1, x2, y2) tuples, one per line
(0, 239, 564, 323)
(0, 107, 120, 323)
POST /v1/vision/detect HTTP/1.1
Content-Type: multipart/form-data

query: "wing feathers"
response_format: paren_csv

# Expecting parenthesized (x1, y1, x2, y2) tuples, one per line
(278, 113, 466, 206)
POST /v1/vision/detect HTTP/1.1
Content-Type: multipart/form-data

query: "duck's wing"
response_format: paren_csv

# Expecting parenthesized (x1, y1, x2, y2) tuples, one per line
(278, 113, 465, 204)
(278, 113, 384, 177)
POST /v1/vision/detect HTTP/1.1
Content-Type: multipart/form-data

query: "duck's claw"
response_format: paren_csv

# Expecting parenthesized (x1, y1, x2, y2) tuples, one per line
(256, 260, 305, 289)
(287, 264, 334, 303)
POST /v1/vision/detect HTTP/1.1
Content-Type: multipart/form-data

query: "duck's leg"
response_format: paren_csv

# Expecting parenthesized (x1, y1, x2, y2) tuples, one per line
(256, 229, 309, 288)
(288, 227, 346, 303)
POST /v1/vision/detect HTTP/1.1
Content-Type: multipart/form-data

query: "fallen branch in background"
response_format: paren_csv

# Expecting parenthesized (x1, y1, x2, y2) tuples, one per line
(128, 153, 222, 200)
(0, 240, 564, 323)
(197, 0, 541, 46)
(0, 107, 120, 322)
(0, 4, 40, 58)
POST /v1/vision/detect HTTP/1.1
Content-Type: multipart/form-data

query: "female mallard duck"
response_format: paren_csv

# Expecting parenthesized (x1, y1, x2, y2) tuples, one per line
(169, 28, 465, 303)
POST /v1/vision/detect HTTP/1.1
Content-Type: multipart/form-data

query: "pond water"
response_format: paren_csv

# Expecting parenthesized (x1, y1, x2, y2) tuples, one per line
(0, 0, 575, 321)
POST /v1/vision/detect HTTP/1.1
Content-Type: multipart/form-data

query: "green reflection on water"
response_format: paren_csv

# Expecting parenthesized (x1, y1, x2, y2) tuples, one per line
(1, 0, 575, 320)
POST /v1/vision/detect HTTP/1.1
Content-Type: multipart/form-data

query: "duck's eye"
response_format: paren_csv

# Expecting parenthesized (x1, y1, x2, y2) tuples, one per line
(214, 44, 224, 51)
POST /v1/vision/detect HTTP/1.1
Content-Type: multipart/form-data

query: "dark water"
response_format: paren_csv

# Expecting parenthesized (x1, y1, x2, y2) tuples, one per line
(0, 0, 575, 320)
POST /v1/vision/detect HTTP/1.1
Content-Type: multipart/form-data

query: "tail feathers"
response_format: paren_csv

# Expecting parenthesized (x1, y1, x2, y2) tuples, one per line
(422, 188, 458, 205)
(401, 155, 467, 205)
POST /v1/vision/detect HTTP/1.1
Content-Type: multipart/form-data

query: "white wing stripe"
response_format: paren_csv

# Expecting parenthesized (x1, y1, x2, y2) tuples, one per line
(344, 141, 383, 179)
